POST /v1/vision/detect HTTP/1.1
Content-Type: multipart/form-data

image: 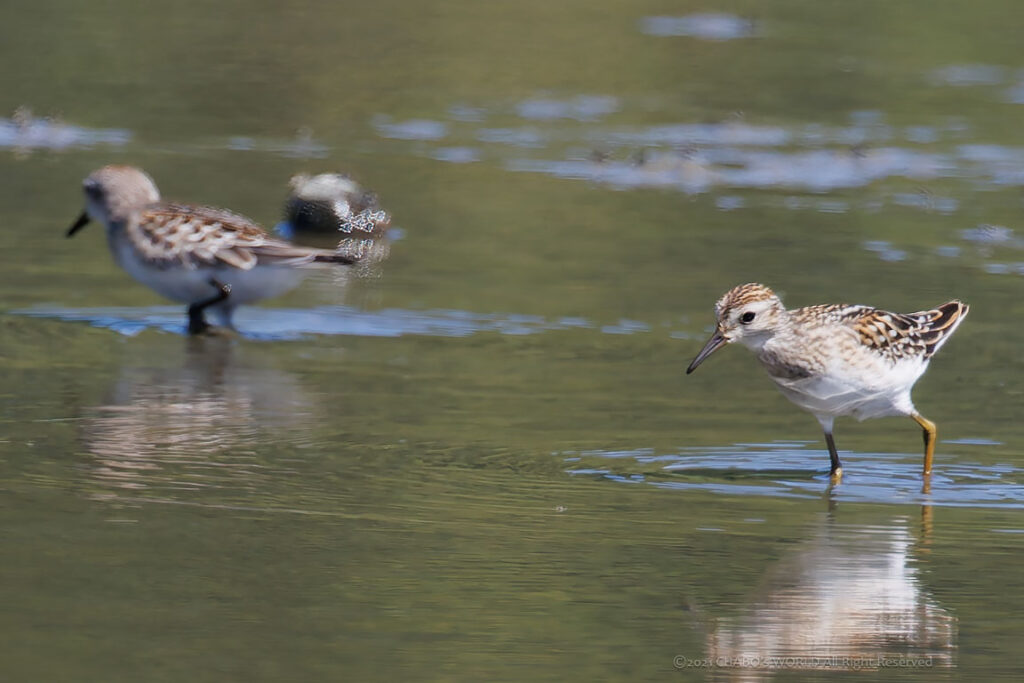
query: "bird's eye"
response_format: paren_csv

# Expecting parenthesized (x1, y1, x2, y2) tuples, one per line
(740, 311, 756, 324)
(83, 180, 102, 198)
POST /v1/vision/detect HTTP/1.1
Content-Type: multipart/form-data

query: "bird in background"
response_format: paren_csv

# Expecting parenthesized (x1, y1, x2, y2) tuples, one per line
(280, 172, 392, 264)
(686, 283, 968, 481)
(67, 165, 362, 334)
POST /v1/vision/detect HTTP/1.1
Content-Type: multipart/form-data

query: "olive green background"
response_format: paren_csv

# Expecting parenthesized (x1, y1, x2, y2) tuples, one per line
(3, 1, 1024, 680)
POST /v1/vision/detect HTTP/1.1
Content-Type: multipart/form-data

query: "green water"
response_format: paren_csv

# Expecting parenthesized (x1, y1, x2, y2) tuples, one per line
(4, 1, 1024, 680)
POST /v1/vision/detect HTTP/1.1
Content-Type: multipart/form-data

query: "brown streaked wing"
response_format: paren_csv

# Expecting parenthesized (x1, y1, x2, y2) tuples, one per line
(791, 303, 922, 361)
(797, 301, 968, 362)
(848, 308, 927, 361)
(129, 203, 265, 269)
(130, 203, 331, 270)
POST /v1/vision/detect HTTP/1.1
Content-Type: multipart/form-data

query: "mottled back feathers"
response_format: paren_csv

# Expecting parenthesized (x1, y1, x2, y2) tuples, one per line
(792, 300, 969, 362)
(129, 203, 355, 270)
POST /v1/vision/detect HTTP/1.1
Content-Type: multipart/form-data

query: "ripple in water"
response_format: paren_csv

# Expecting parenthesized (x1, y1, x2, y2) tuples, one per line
(374, 95, 1024, 208)
(372, 116, 448, 141)
(516, 95, 619, 122)
(0, 111, 130, 151)
(565, 441, 1024, 508)
(13, 305, 621, 340)
(927, 63, 1007, 87)
(638, 13, 756, 41)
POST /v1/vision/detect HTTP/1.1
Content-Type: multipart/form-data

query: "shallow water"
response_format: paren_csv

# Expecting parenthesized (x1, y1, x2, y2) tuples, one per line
(4, 1, 1024, 681)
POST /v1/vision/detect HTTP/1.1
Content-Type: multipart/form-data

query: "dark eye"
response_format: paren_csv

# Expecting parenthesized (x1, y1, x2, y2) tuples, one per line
(740, 311, 756, 324)
(83, 180, 102, 198)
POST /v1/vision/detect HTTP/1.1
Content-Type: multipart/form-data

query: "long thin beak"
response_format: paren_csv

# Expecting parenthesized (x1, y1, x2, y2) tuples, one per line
(686, 329, 727, 374)
(67, 211, 90, 237)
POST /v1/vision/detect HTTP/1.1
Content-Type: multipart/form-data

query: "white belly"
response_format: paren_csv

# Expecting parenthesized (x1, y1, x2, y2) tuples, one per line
(770, 358, 928, 421)
(112, 238, 308, 306)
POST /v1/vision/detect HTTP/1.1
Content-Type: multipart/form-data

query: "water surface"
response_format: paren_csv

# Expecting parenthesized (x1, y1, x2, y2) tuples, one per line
(3, 1, 1024, 680)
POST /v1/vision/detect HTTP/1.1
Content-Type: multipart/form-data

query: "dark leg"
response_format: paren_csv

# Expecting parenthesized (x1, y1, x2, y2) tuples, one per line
(187, 278, 231, 334)
(824, 431, 842, 480)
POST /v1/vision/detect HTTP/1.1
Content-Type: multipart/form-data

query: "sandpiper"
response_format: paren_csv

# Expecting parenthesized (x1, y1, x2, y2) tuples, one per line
(686, 283, 968, 479)
(67, 165, 360, 334)
(284, 172, 386, 234)
(282, 172, 391, 264)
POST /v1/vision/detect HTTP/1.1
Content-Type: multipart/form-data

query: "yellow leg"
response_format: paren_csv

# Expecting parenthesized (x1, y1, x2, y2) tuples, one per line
(912, 413, 937, 476)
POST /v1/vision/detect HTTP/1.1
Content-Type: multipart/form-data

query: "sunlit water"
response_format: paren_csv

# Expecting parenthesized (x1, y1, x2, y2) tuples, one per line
(566, 441, 1024, 507)
(13, 304, 617, 339)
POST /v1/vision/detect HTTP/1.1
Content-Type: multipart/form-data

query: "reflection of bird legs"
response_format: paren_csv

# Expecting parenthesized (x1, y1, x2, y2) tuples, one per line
(919, 504, 933, 549)
(679, 593, 717, 647)
(823, 482, 839, 514)
(918, 414, 934, 546)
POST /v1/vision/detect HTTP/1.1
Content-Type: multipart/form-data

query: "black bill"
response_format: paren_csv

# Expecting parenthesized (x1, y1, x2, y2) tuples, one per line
(686, 329, 727, 374)
(67, 211, 90, 237)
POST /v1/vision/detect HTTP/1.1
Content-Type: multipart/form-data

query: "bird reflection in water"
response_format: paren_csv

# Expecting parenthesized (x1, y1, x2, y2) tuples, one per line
(702, 508, 955, 678)
(79, 335, 313, 501)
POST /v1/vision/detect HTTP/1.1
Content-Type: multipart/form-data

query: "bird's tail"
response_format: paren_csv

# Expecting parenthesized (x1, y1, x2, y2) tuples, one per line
(914, 300, 969, 358)
(312, 251, 358, 265)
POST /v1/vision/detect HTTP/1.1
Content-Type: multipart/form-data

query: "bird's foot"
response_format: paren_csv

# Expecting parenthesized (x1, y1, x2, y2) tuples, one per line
(186, 279, 233, 335)
(187, 310, 210, 335)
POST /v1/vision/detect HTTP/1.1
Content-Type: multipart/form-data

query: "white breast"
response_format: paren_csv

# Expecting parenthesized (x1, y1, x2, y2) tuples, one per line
(770, 355, 928, 420)
(109, 233, 307, 305)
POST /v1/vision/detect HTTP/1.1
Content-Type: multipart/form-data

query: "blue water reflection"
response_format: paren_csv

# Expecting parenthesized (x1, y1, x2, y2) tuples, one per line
(14, 305, 609, 340)
(567, 441, 1024, 508)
